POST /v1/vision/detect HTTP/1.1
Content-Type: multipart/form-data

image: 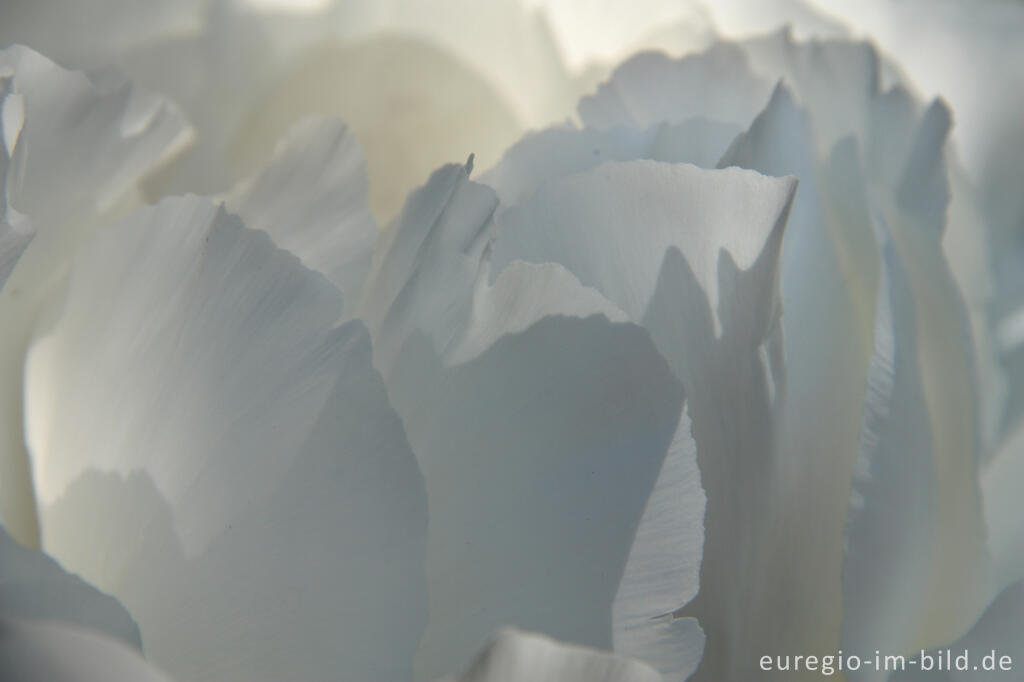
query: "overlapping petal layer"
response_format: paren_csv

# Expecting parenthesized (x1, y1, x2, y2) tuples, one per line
(25, 197, 428, 682)
(0, 45, 192, 547)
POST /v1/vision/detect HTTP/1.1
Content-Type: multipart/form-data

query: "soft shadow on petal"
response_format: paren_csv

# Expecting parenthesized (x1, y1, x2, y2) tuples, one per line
(842, 239, 938, 682)
(866, 98, 989, 646)
(487, 156, 795, 682)
(713, 83, 877, 680)
(25, 196, 428, 682)
(362, 162, 706, 680)
(578, 43, 772, 132)
(0, 526, 140, 650)
(0, 618, 174, 682)
(0, 45, 192, 548)
(226, 114, 377, 308)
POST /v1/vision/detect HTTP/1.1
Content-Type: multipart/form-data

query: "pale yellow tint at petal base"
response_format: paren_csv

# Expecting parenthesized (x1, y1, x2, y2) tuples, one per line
(232, 35, 525, 222)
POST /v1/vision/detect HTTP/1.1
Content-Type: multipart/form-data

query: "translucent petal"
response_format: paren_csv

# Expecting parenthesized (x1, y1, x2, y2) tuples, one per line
(867, 99, 989, 645)
(738, 30, 882, 154)
(491, 161, 796, 333)
(26, 196, 428, 682)
(0, 46, 192, 547)
(487, 155, 795, 682)
(361, 162, 706, 680)
(453, 629, 662, 682)
(842, 240, 940, 682)
(226, 115, 376, 307)
(578, 43, 772, 131)
(232, 36, 525, 221)
(480, 118, 742, 208)
(708, 84, 880, 680)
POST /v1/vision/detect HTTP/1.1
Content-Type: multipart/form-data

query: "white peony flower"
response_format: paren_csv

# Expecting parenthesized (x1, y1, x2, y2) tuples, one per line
(2, 1, 1024, 681)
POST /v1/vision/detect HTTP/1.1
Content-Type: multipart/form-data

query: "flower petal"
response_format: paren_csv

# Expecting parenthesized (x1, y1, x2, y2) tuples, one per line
(480, 119, 742, 209)
(982, 420, 1024, 596)
(866, 98, 989, 647)
(0, 618, 173, 682)
(25, 196, 428, 682)
(361, 162, 706, 680)
(892, 581, 1024, 682)
(577, 43, 772, 131)
(453, 629, 662, 682)
(487, 156, 795, 682)
(491, 160, 796, 333)
(0, 526, 140, 649)
(739, 31, 882, 154)
(842, 239, 940, 680)
(232, 35, 525, 220)
(0, 46, 192, 547)
(0, 75, 31, 290)
(226, 115, 377, 307)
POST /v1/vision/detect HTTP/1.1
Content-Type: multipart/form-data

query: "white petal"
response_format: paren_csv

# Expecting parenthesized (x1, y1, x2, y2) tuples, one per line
(26, 196, 428, 682)
(842, 240, 940, 682)
(982, 420, 1024, 596)
(0, 618, 174, 682)
(0, 46, 192, 547)
(891, 581, 1024, 682)
(453, 629, 662, 682)
(523, 0, 716, 70)
(0, 46, 191, 233)
(480, 118, 742, 208)
(0, 526, 140, 649)
(612, 405, 706, 682)
(487, 157, 795, 682)
(870, 99, 990, 644)
(702, 83, 881, 679)
(226, 115, 377, 307)
(361, 163, 705, 680)
(491, 160, 796, 334)
(578, 43, 772, 132)
(739, 30, 882, 153)
(232, 36, 525, 221)
(357, 161, 499, 377)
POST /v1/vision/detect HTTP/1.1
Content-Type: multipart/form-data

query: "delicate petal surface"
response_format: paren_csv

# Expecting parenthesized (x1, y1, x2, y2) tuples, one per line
(488, 156, 795, 682)
(892, 581, 1024, 682)
(0, 526, 140, 649)
(25, 196, 428, 682)
(226, 115, 377, 306)
(454, 629, 662, 682)
(578, 43, 771, 131)
(361, 163, 705, 680)
(842, 241, 938, 681)
(0, 618, 174, 682)
(0, 45, 192, 547)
